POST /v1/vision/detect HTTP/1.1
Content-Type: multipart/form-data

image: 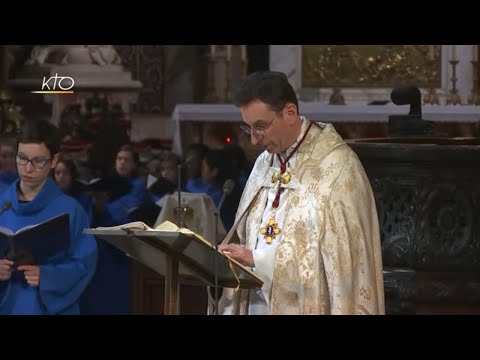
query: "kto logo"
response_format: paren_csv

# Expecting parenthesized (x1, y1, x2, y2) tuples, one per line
(31, 73, 75, 94)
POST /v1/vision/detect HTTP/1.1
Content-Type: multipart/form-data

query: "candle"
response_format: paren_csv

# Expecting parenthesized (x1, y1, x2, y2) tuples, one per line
(451, 45, 456, 61)
(226, 45, 231, 62)
(241, 45, 247, 62)
(473, 45, 478, 62)
(210, 45, 216, 57)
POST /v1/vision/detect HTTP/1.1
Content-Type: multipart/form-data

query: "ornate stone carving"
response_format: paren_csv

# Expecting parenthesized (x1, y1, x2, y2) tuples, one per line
(416, 182, 475, 266)
(26, 45, 122, 66)
(115, 45, 165, 113)
(302, 45, 441, 88)
(373, 177, 416, 268)
(0, 89, 25, 136)
(350, 138, 480, 314)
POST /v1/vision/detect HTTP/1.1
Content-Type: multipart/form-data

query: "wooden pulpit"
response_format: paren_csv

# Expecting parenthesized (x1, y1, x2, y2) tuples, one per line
(84, 227, 262, 315)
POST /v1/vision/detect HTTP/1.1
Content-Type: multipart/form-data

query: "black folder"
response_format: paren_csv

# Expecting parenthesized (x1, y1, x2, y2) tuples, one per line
(0, 213, 70, 267)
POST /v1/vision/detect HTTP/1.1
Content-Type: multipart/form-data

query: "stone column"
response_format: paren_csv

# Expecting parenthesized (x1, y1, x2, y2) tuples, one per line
(206, 45, 247, 103)
(269, 45, 302, 91)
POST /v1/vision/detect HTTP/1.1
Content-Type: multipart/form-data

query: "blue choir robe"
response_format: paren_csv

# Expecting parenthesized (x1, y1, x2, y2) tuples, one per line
(185, 177, 241, 230)
(185, 176, 208, 194)
(0, 171, 19, 194)
(82, 176, 149, 315)
(203, 182, 240, 231)
(64, 187, 93, 226)
(74, 191, 94, 226)
(238, 174, 248, 190)
(0, 178, 98, 315)
(98, 177, 149, 227)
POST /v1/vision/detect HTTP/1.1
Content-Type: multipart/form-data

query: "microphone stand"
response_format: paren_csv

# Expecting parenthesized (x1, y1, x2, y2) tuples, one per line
(176, 164, 182, 227)
(212, 184, 230, 315)
(213, 207, 220, 315)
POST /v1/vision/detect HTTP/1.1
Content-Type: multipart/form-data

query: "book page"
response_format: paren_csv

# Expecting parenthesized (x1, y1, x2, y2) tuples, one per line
(146, 174, 158, 189)
(76, 177, 101, 186)
(153, 220, 259, 281)
(154, 221, 210, 245)
(95, 221, 151, 231)
(154, 220, 180, 232)
(16, 213, 69, 234)
(86, 220, 263, 288)
(0, 226, 14, 236)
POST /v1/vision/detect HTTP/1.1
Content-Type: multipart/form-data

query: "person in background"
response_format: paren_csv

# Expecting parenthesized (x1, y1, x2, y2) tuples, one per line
(146, 156, 162, 181)
(184, 143, 209, 193)
(146, 152, 179, 202)
(199, 148, 242, 231)
(93, 144, 150, 227)
(0, 119, 97, 315)
(160, 152, 180, 186)
(0, 140, 19, 194)
(53, 154, 93, 224)
(223, 143, 251, 190)
(81, 144, 151, 315)
(142, 152, 180, 224)
(217, 71, 384, 315)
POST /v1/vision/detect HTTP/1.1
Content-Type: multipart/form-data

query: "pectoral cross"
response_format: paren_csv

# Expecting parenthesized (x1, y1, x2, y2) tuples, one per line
(260, 217, 281, 244)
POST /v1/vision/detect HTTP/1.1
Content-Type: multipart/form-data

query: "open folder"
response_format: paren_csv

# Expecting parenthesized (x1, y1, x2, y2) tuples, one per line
(84, 220, 263, 290)
(76, 175, 132, 200)
(0, 213, 70, 267)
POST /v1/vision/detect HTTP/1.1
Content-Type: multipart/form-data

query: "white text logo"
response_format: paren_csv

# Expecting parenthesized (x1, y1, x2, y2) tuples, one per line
(31, 73, 75, 94)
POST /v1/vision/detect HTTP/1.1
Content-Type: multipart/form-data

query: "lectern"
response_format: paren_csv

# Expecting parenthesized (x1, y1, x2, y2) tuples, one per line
(84, 227, 263, 315)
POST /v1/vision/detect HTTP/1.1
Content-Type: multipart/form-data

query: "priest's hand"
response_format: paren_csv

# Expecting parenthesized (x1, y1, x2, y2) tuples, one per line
(218, 244, 254, 267)
(17, 265, 40, 287)
(0, 259, 14, 281)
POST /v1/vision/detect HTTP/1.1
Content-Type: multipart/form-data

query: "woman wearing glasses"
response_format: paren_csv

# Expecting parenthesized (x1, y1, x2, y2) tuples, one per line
(0, 120, 98, 315)
(217, 71, 385, 315)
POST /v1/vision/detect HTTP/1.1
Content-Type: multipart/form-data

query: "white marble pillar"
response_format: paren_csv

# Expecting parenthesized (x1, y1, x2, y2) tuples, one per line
(269, 45, 302, 91)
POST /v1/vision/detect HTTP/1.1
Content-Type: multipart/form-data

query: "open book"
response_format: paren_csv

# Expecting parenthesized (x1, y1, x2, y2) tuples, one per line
(146, 175, 176, 197)
(76, 175, 132, 200)
(87, 220, 263, 289)
(94, 220, 210, 243)
(75, 177, 101, 186)
(93, 220, 154, 231)
(0, 213, 70, 267)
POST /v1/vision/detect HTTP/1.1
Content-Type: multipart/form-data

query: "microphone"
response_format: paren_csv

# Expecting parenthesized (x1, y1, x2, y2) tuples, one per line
(0, 201, 12, 217)
(389, 85, 432, 136)
(216, 179, 235, 215)
(390, 86, 422, 116)
(213, 179, 235, 315)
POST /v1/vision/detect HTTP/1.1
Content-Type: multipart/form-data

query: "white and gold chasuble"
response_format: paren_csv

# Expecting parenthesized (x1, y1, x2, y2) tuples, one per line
(218, 118, 385, 315)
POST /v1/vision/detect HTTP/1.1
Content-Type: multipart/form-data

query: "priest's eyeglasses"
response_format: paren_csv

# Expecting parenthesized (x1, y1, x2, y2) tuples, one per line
(240, 115, 276, 137)
(16, 154, 51, 169)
